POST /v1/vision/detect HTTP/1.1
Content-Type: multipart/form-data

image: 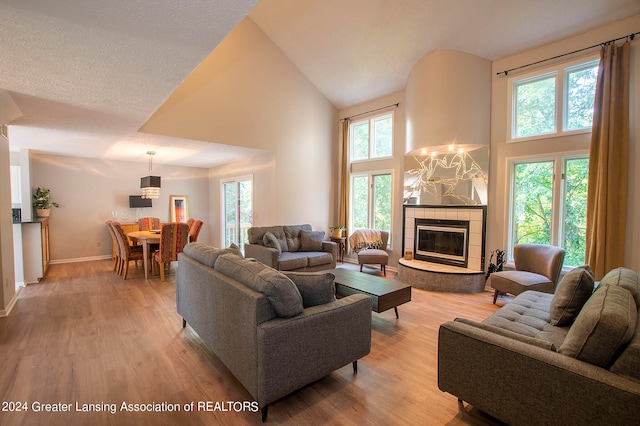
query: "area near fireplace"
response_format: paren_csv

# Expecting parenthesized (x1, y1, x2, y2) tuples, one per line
(399, 205, 487, 293)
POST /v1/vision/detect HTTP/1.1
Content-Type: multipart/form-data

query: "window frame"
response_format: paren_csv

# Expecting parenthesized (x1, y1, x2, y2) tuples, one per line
(220, 174, 253, 253)
(349, 112, 394, 163)
(349, 170, 394, 247)
(507, 55, 599, 143)
(506, 151, 589, 268)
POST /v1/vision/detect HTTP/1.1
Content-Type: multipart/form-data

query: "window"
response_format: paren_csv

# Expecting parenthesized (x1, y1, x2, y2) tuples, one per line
(509, 59, 598, 140)
(508, 155, 588, 267)
(350, 113, 393, 161)
(348, 111, 394, 242)
(221, 176, 253, 251)
(350, 172, 392, 239)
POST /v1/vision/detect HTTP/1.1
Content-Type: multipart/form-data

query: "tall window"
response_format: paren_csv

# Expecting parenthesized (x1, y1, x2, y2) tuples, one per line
(509, 155, 588, 267)
(222, 176, 252, 251)
(350, 172, 392, 237)
(348, 111, 394, 240)
(510, 58, 598, 140)
(350, 113, 393, 161)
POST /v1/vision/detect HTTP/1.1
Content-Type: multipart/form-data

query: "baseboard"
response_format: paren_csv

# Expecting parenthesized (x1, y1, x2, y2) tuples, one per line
(50, 255, 112, 264)
(0, 285, 22, 317)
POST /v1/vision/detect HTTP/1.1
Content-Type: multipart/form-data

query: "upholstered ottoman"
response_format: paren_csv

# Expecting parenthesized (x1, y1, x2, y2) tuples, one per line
(358, 249, 389, 275)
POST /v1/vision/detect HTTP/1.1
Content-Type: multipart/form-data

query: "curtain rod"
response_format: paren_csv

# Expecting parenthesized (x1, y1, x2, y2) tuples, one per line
(340, 103, 399, 121)
(497, 31, 638, 76)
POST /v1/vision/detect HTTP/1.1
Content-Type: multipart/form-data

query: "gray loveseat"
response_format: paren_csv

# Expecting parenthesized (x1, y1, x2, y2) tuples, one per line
(245, 224, 337, 272)
(176, 242, 372, 421)
(438, 267, 640, 425)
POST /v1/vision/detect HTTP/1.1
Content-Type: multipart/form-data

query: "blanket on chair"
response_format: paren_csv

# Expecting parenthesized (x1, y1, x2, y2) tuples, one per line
(348, 229, 383, 254)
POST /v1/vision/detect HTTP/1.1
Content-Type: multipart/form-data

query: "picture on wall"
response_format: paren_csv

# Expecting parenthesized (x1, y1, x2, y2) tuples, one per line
(170, 195, 189, 223)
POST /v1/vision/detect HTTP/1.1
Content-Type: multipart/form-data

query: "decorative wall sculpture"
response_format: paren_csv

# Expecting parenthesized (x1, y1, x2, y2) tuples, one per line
(404, 146, 488, 205)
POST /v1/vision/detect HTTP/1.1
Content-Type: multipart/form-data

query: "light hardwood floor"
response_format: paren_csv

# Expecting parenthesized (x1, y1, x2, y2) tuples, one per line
(0, 260, 505, 425)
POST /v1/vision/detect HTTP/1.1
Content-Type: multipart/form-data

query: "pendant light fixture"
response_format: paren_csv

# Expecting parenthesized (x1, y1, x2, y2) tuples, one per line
(140, 151, 161, 199)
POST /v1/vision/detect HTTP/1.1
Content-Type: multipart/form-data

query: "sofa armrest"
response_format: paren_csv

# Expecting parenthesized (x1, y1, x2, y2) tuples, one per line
(322, 240, 338, 256)
(322, 240, 338, 268)
(256, 294, 372, 406)
(244, 244, 279, 268)
(438, 319, 640, 425)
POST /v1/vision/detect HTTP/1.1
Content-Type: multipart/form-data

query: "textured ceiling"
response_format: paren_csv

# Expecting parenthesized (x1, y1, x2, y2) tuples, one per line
(2, 0, 640, 167)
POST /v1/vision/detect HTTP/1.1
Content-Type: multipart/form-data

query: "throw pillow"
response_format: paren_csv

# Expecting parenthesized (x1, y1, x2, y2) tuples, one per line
(214, 253, 303, 318)
(262, 231, 282, 255)
(283, 271, 336, 308)
(549, 265, 594, 326)
(299, 230, 325, 252)
(558, 284, 637, 367)
(598, 267, 640, 307)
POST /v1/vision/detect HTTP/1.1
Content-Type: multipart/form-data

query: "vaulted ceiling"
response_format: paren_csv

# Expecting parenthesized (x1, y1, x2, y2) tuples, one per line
(2, 0, 639, 167)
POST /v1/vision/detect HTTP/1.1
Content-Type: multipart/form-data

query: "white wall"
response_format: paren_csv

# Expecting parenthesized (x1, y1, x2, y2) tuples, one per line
(488, 14, 640, 272)
(143, 17, 338, 244)
(29, 154, 211, 262)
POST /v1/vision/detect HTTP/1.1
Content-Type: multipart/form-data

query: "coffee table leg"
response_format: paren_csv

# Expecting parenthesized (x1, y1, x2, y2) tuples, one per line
(394, 307, 399, 319)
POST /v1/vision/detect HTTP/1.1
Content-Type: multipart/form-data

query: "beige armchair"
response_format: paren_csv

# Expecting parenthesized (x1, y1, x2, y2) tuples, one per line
(490, 243, 565, 304)
(349, 229, 389, 276)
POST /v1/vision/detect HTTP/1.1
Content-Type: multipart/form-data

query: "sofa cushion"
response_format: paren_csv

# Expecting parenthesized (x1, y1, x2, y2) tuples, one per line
(263, 231, 283, 255)
(214, 253, 303, 318)
(278, 252, 309, 271)
(283, 224, 312, 252)
(482, 291, 568, 349)
(306, 251, 333, 267)
(598, 267, 640, 307)
(182, 242, 242, 268)
(299, 230, 325, 252)
(549, 265, 594, 326)
(558, 284, 637, 367)
(609, 310, 640, 383)
(283, 271, 336, 308)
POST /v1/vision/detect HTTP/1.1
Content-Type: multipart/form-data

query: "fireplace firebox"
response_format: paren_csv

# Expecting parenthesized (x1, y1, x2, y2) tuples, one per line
(414, 218, 469, 268)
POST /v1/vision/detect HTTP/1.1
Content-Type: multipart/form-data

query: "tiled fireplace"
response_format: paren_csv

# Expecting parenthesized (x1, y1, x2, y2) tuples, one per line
(399, 205, 487, 293)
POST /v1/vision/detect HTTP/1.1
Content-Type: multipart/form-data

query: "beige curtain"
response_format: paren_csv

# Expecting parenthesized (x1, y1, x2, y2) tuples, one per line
(338, 119, 350, 241)
(585, 41, 630, 280)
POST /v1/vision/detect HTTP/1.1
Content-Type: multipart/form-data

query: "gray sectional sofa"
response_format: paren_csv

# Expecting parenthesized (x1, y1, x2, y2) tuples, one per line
(438, 266, 640, 425)
(244, 224, 337, 271)
(176, 242, 372, 421)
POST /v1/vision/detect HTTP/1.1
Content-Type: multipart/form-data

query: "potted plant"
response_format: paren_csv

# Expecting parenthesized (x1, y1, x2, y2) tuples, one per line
(330, 226, 346, 239)
(32, 186, 60, 218)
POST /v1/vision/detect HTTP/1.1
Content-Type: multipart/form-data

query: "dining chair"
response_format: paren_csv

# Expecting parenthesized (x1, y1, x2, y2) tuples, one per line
(152, 222, 189, 282)
(105, 220, 120, 272)
(188, 219, 203, 242)
(138, 217, 161, 231)
(112, 221, 144, 279)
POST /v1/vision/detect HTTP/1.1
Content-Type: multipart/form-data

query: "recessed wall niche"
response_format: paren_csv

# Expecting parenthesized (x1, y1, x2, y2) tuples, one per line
(405, 50, 491, 205)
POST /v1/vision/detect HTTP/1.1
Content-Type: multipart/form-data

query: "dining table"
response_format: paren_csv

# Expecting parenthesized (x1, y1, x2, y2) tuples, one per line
(127, 230, 161, 279)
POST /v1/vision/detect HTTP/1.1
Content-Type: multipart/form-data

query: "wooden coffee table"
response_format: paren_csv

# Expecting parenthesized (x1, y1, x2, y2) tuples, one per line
(326, 268, 412, 318)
